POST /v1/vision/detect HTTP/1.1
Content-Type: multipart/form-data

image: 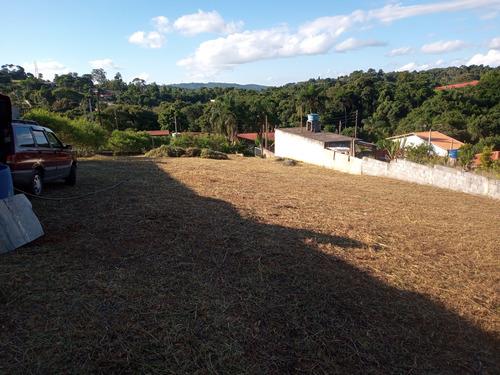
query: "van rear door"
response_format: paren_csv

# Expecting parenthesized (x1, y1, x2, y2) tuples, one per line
(0, 94, 13, 163)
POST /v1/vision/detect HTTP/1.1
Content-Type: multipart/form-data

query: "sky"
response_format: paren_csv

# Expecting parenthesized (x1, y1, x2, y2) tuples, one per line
(2, 0, 500, 87)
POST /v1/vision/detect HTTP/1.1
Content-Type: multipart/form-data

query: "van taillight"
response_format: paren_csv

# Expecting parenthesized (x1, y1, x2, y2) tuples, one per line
(6, 155, 15, 164)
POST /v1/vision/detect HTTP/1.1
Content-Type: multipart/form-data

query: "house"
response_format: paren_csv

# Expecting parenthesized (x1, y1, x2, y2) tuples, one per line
(143, 130, 170, 137)
(236, 132, 275, 148)
(387, 130, 463, 157)
(274, 124, 377, 175)
(472, 150, 500, 167)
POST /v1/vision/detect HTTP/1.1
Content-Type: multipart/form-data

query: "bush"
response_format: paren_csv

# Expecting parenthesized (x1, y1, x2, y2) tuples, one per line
(200, 148, 228, 160)
(405, 143, 434, 164)
(170, 134, 194, 149)
(185, 147, 202, 157)
(24, 109, 106, 155)
(107, 130, 152, 155)
(458, 143, 475, 170)
(234, 140, 249, 154)
(478, 146, 494, 170)
(193, 134, 233, 153)
(166, 146, 186, 157)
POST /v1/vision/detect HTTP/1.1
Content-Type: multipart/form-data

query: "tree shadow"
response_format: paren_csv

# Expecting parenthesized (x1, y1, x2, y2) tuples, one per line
(1, 157, 498, 374)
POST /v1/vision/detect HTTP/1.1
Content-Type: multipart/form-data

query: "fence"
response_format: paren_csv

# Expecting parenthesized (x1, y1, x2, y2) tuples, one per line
(274, 128, 500, 199)
(361, 157, 500, 200)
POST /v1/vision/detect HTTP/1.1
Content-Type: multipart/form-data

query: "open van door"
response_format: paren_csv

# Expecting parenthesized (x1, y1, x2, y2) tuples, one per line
(0, 94, 13, 163)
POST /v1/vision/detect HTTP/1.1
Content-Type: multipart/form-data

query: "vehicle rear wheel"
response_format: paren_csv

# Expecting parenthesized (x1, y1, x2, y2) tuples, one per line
(29, 170, 43, 196)
(65, 164, 76, 186)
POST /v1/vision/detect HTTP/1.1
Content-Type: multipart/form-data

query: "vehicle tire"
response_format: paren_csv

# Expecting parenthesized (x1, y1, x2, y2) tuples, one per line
(29, 170, 43, 196)
(65, 164, 76, 186)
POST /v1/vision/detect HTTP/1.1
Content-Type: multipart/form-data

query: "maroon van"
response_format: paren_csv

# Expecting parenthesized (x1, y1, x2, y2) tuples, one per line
(0, 94, 77, 196)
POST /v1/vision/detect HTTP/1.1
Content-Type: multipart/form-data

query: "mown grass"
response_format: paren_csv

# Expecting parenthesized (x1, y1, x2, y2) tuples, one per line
(1, 155, 499, 374)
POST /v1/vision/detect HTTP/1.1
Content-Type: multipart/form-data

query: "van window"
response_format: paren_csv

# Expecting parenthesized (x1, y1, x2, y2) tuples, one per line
(14, 127, 35, 147)
(33, 129, 50, 148)
(46, 131, 63, 148)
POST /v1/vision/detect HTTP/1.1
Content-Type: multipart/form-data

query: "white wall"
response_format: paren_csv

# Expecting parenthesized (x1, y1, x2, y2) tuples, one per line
(362, 158, 500, 199)
(392, 135, 447, 157)
(276, 129, 500, 200)
(275, 129, 362, 174)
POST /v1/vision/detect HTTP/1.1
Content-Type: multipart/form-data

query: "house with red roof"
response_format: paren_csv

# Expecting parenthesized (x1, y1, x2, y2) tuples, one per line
(236, 132, 275, 148)
(387, 130, 463, 157)
(472, 151, 500, 167)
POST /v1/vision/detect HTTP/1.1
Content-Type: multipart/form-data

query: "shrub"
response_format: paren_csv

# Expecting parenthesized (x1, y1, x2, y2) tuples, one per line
(24, 109, 106, 155)
(234, 140, 249, 154)
(200, 148, 228, 160)
(193, 134, 233, 153)
(458, 143, 475, 170)
(185, 147, 202, 157)
(405, 143, 434, 164)
(479, 146, 494, 170)
(107, 130, 152, 155)
(165, 146, 186, 157)
(170, 134, 194, 148)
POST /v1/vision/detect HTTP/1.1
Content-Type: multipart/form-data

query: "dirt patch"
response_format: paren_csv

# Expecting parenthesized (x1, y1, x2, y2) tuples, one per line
(1, 155, 499, 374)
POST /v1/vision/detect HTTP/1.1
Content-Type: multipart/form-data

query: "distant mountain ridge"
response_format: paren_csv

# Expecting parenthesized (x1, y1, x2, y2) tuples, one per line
(168, 82, 269, 91)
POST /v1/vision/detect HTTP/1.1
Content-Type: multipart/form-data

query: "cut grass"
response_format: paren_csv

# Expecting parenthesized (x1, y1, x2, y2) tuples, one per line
(1, 155, 499, 374)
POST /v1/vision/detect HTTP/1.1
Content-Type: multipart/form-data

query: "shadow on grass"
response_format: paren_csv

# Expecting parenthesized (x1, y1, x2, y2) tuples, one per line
(1, 157, 498, 374)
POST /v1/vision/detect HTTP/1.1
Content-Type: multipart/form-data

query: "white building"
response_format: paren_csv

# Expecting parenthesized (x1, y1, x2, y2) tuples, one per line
(387, 130, 463, 157)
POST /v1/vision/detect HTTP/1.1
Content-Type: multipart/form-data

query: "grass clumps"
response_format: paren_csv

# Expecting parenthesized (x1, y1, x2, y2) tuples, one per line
(200, 148, 229, 159)
(145, 144, 185, 157)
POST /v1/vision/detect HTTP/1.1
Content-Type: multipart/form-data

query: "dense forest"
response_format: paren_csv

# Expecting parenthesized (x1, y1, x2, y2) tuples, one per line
(1, 63, 499, 155)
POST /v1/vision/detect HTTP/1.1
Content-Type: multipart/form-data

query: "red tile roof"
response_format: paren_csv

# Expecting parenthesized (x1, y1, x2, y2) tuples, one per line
(237, 132, 275, 141)
(143, 130, 170, 136)
(472, 151, 500, 166)
(435, 80, 479, 90)
(387, 130, 463, 151)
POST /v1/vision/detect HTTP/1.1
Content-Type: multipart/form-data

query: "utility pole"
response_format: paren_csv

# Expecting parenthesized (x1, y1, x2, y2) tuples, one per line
(265, 115, 268, 150)
(89, 98, 94, 124)
(354, 110, 358, 138)
(95, 88, 102, 127)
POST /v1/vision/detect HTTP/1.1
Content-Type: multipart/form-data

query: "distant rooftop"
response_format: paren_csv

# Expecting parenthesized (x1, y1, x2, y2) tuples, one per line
(435, 80, 479, 90)
(277, 127, 355, 145)
(387, 130, 463, 151)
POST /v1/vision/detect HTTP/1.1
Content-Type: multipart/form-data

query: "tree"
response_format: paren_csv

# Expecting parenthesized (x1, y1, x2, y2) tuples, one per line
(457, 143, 475, 170)
(158, 103, 188, 133)
(479, 145, 494, 170)
(91, 68, 107, 86)
(299, 83, 324, 114)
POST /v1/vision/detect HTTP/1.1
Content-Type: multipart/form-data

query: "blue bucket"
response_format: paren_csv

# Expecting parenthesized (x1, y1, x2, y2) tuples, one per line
(449, 149, 459, 159)
(0, 164, 14, 199)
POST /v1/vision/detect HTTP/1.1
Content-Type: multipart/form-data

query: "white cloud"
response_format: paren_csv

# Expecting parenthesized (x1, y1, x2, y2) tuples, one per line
(90, 58, 123, 70)
(177, 0, 500, 78)
(367, 0, 500, 24)
(467, 49, 500, 66)
(128, 31, 166, 49)
(24, 60, 70, 80)
(479, 10, 498, 20)
(335, 37, 387, 52)
(490, 36, 500, 49)
(388, 46, 415, 57)
(151, 16, 170, 33)
(397, 59, 446, 71)
(420, 40, 469, 54)
(173, 9, 243, 36)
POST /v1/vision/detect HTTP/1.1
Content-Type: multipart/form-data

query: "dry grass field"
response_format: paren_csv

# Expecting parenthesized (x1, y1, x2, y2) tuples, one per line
(1, 155, 499, 374)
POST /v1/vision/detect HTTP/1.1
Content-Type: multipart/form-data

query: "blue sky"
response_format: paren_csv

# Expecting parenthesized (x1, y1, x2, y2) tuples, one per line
(2, 0, 500, 86)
